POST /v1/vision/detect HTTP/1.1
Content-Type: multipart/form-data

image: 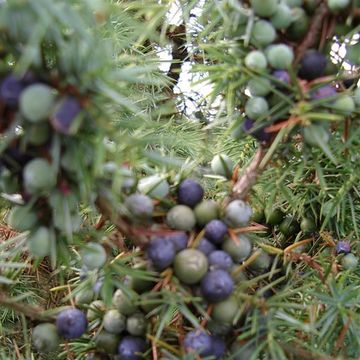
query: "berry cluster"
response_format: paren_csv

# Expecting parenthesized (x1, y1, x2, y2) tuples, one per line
(0, 65, 97, 258)
(229, 0, 359, 146)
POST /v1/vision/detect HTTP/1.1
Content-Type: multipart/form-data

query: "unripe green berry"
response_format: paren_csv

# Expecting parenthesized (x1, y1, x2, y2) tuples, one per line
(20, 84, 56, 122)
(332, 95, 355, 114)
(126, 313, 147, 336)
(112, 288, 138, 316)
(341, 253, 359, 270)
(95, 331, 120, 354)
(248, 77, 271, 97)
(174, 249, 208, 285)
(327, 0, 350, 12)
(245, 51, 268, 71)
(245, 97, 269, 120)
(23, 158, 57, 194)
(138, 175, 169, 199)
(166, 205, 196, 231)
(81, 242, 107, 270)
(32, 323, 59, 353)
(266, 44, 294, 69)
(7, 206, 38, 231)
(211, 154, 234, 179)
(251, 20, 276, 47)
(194, 200, 219, 226)
(103, 309, 126, 334)
(270, 4, 293, 29)
(87, 300, 106, 321)
(250, 0, 279, 17)
(212, 296, 239, 324)
(354, 87, 360, 106)
(28, 226, 51, 258)
(222, 235, 252, 263)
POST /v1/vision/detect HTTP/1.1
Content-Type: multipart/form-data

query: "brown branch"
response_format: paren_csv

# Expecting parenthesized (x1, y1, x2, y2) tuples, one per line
(0, 292, 53, 321)
(231, 147, 266, 200)
(334, 317, 352, 355)
(165, 24, 188, 94)
(295, 2, 329, 64)
(281, 341, 335, 360)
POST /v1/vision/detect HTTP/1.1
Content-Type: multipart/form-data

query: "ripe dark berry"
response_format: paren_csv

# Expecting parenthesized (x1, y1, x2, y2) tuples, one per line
(242, 118, 271, 142)
(178, 179, 204, 208)
(204, 220, 228, 245)
(50, 96, 82, 135)
(200, 269, 234, 302)
(197, 237, 217, 256)
(56, 308, 87, 339)
(0, 74, 25, 107)
(2, 146, 33, 168)
(272, 70, 291, 85)
(311, 85, 337, 100)
(118, 336, 147, 360)
(208, 250, 234, 271)
(336, 241, 351, 254)
(184, 329, 213, 357)
(163, 231, 188, 251)
(298, 50, 327, 80)
(212, 336, 227, 359)
(146, 237, 176, 271)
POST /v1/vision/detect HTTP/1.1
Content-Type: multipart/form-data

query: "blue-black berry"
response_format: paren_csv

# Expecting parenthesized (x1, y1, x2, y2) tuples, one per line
(242, 118, 271, 142)
(178, 179, 204, 208)
(205, 220, 228, 245)
(336, 241, 351, 254)
(298, 50, 327, 80)
(56, 308, 87, 339)
(272, 70, 290, 85)
(184, 329, 213, 357)
(0, 74, 25, 107)
(118, 336, 147, 360)
(163, 231, 188, 251)
(146, 237, 176, 271)
(212, 336, 226, 359)
(50, 96, 82, 135)
(200, 269, 234, 302)
(311, 85, 337, 100)
(208, 251, 234, 271)
(197, 237, 216, 256)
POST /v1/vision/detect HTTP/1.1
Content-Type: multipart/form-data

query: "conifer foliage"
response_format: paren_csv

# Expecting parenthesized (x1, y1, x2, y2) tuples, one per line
(0, 0, 359, 359)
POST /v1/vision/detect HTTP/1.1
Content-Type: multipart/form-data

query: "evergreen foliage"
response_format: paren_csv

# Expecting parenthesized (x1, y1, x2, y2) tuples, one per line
(0, 0, 359, 359)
